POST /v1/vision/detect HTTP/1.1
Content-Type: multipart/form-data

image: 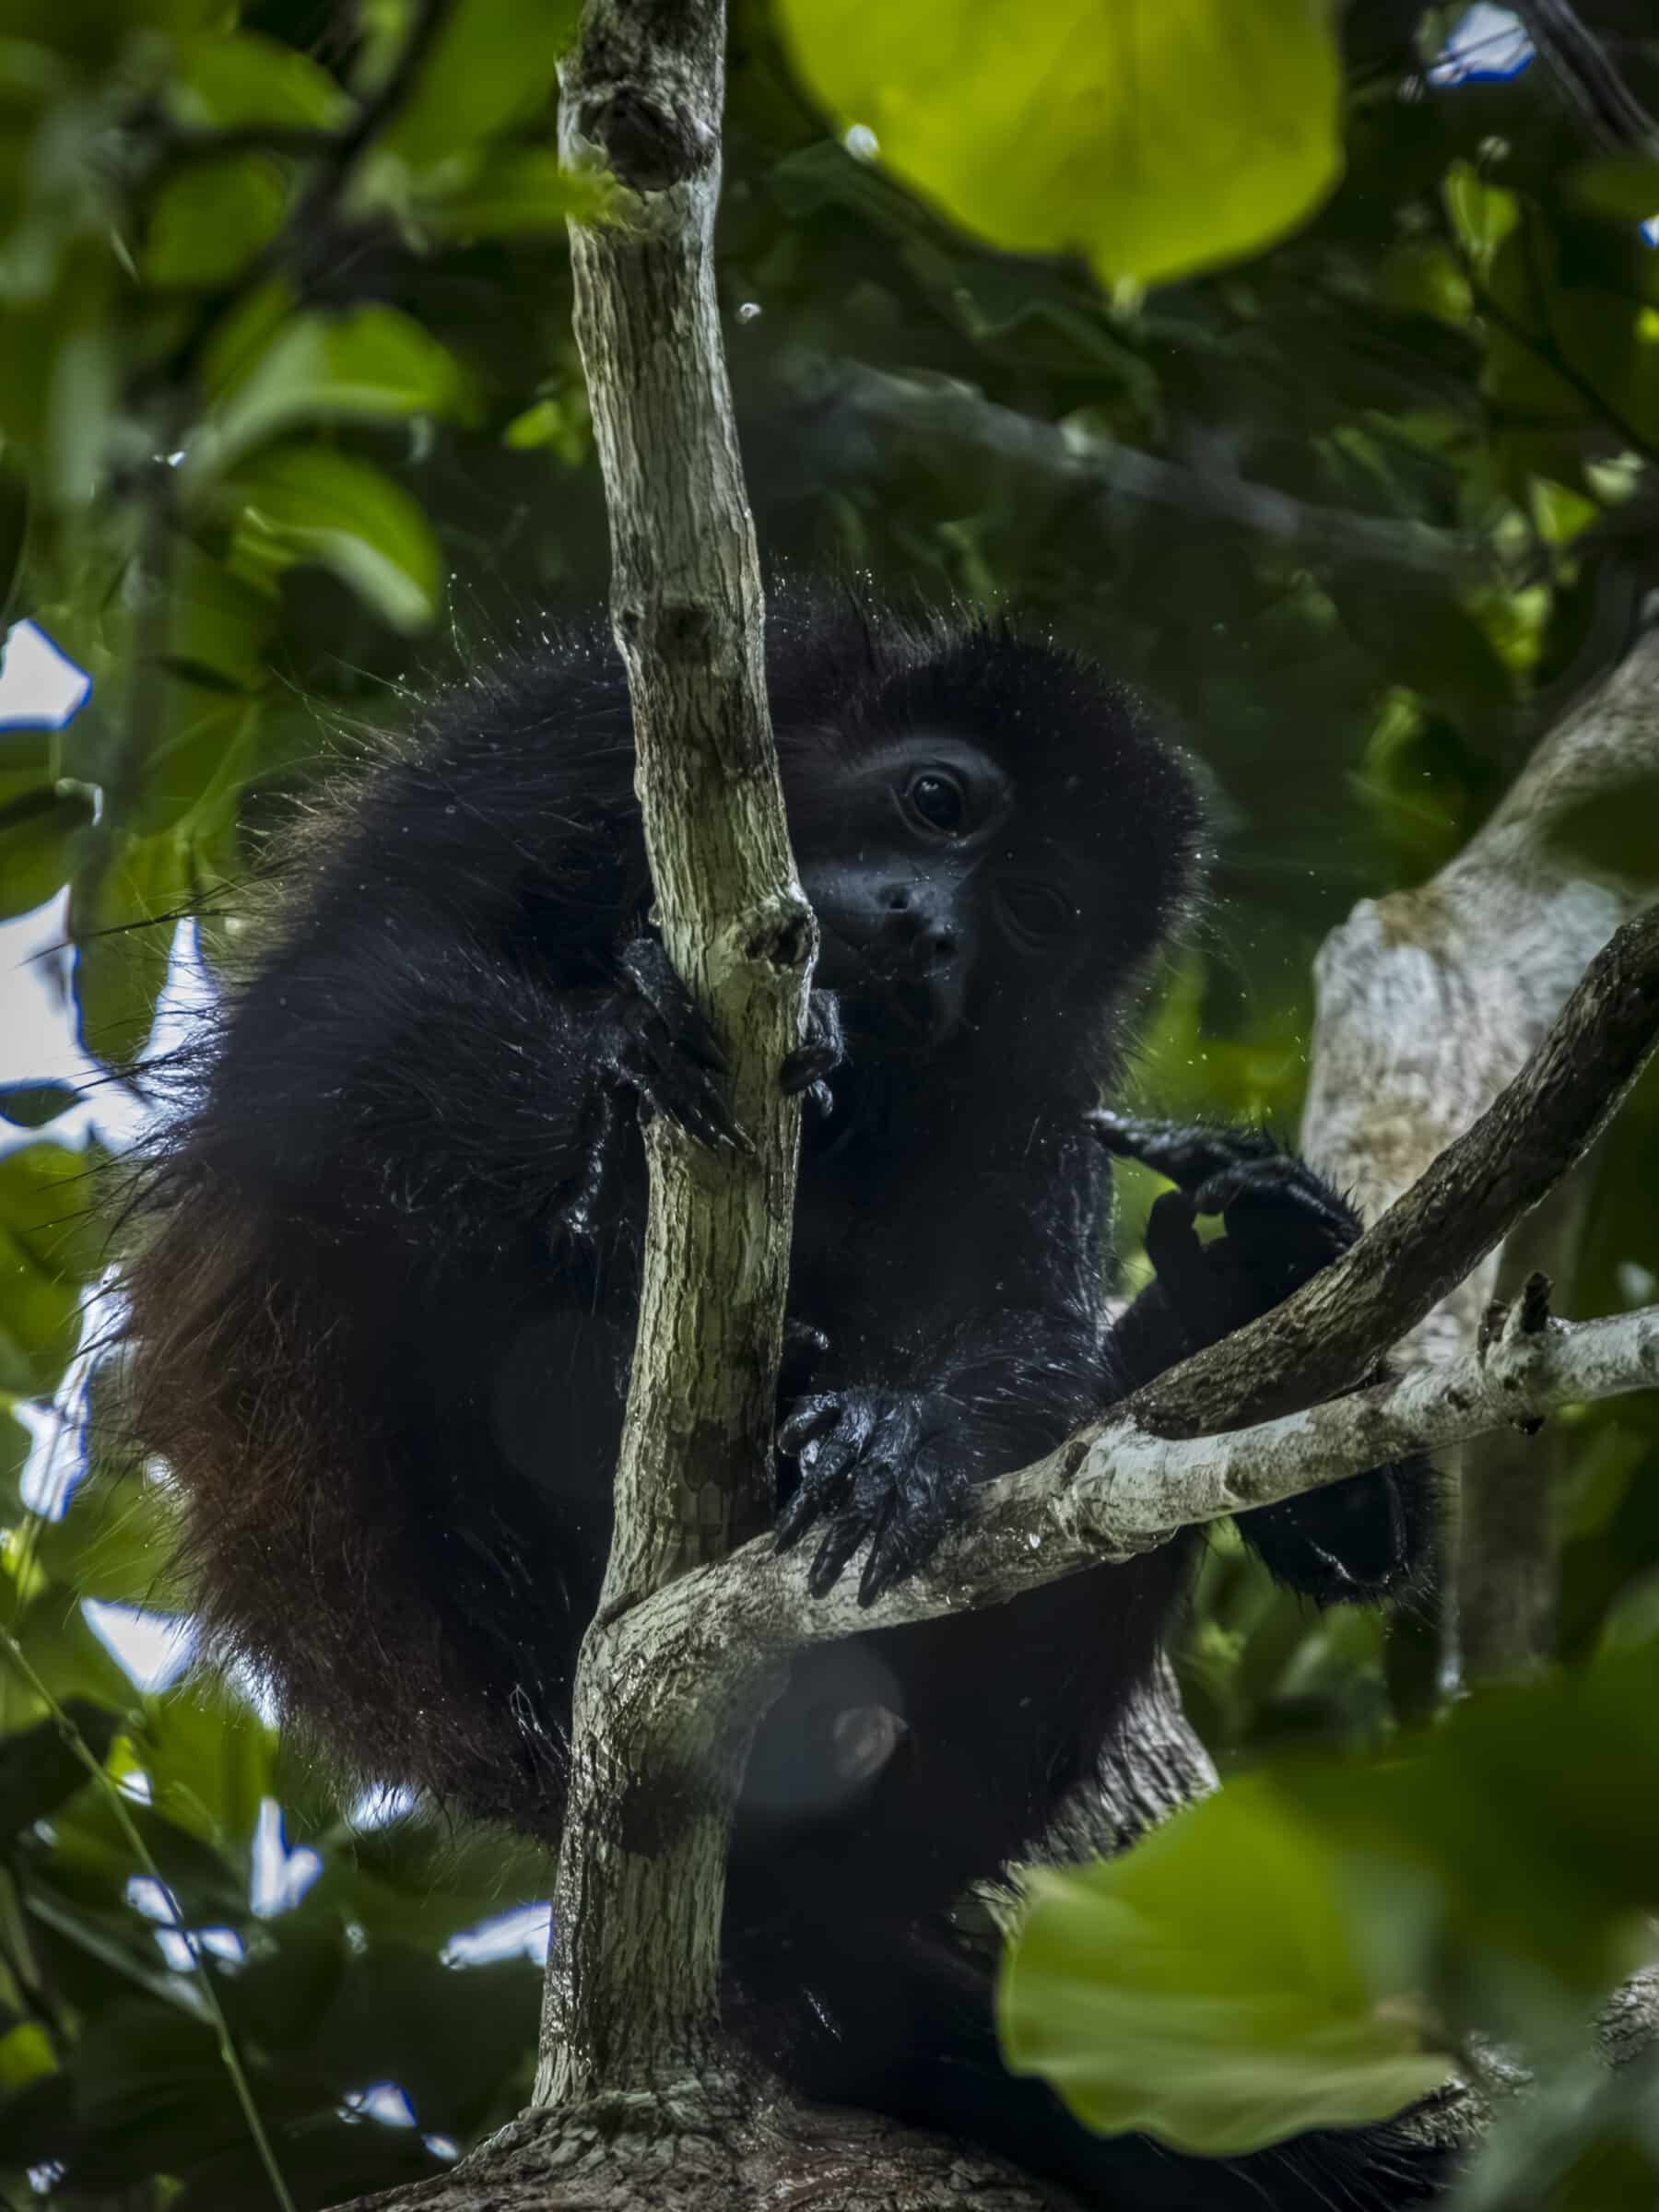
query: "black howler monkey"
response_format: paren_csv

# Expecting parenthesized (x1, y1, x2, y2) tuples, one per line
(124, 597, 1439, 2208)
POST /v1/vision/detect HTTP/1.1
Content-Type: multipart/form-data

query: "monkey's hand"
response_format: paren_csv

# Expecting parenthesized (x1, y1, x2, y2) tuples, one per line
(775, 1387, 971, 1606)
(1092, 1112, 1430, 1603)
(600, 937, 746, 1152)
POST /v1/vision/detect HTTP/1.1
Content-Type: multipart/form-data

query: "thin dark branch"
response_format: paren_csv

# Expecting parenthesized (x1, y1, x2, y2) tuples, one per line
(155, 124, 339, 165)
(1126, 904, 1659, 1438)
(807, 360, 1488, 579)
(1521, 0, 1659, 151)
(1439, 207, 1659, 476)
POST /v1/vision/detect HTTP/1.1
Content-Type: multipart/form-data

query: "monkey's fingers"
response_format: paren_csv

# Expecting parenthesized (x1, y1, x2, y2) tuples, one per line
(778, 1433, 863, 1539)
(780, 1042, 840, 1095)
(1190, 1158, 1358, 1246)
(629, 1012, 750, 1154)
(858, 1464, 970, 1606)
(807, 1497, 881, 1599)
(779, 1395, 843, 1455)
(781, 991, 845, 1099)
(1088, 1111, 1277, 1193)
(617, 937, 728, 1073)
(1143, 1188, 1213, 1332)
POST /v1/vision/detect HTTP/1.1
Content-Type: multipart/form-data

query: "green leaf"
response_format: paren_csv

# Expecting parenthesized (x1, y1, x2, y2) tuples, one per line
(0, 464, 27, 623)
(143, 157, 288, 288)
(35, 1453, 183, 1610)
(0, 785, 92, 921)
(377, 0, 577, 172)
(1283, 1649, 1659, 2011)
(1442, 160, 1519, 269)
(773, 0, 1344, 288)
(2, 1400, 29, 1488)
(421, 145, 605, 241)
(169, 29, 354, 131)
(1568, 156, 1659, 226)
(218, 443, 442, 632)
(0, 1141, 100, 1397)
(0, 1080, 80, 1129)
(187, 306, 474, 482)
(1000, 1776, 1453, 2156)
(69, 830, 192, 1069)
(139, 1681, 277, 1859)
(0, 1701, 120, 1836)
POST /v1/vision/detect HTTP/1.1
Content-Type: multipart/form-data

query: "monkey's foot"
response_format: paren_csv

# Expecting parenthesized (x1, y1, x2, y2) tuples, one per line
(1092, 1112, 1430, 1603)
(1090, 1112, 1362, 1317)
(775, 1388, 971, 1606)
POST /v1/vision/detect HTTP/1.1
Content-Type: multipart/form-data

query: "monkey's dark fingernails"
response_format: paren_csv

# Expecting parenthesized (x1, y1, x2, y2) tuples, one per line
(808, 1514, 867, 1599)
(857, 1496, 903, 1607)
(774, 1487, 819, 1551)
(676, 1077, 749, 1156)
(780, 1043, 838, 1094)
(1190, 1169, 1250, 1218)
(780, 1399, 837, 1452)
(677, 1018, 728, 1075)
(1088, 1111, 1179, 1161)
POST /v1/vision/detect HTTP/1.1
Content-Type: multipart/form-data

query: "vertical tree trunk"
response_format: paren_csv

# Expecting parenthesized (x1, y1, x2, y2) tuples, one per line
(536, 0, 817, 2105)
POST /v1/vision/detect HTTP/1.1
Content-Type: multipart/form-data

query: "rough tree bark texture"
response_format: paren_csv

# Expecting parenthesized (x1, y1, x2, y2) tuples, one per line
(538, 0, 814, 2111)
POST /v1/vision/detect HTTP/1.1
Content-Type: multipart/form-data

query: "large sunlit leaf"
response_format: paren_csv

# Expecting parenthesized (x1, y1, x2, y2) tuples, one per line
(999, 1774, 1454, 2154)
(774, 0, 1344, 288)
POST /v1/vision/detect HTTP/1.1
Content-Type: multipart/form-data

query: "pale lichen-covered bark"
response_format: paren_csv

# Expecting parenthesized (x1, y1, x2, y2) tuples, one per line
(1300, 619, 1659, 1368)
(1296, 617, 1659, 1682)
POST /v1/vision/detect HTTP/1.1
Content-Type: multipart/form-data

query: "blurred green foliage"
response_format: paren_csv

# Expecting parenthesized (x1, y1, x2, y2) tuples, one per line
(0, 0, 1656, 2205)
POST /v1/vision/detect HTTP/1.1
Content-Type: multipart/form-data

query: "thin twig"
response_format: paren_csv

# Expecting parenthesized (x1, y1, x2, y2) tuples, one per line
(1520, 0, 1659, 151)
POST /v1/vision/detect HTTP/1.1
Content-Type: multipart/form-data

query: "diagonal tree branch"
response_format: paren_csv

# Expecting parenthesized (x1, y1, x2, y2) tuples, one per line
(1124, 901, 1659, 1439)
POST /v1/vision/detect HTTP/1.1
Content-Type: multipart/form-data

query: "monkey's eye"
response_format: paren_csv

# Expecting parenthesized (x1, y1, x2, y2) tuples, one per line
(997, 880, 1077, 948)
(906, 771, 968, 833)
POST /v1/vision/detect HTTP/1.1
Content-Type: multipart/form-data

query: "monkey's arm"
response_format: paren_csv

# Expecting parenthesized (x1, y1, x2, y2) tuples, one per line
(1094, 1113, 1433, 1602)
(206, 921, 738, 1249)
(775, 1124, 1112, 1604)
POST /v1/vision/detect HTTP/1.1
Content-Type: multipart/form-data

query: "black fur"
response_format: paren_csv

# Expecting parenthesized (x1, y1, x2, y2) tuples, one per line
(122, 597, 1439, 2206)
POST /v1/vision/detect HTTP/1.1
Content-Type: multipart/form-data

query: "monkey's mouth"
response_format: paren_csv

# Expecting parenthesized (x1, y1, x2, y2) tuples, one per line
(815, 923, 965, 1051)
(836, 976, 963, 1053)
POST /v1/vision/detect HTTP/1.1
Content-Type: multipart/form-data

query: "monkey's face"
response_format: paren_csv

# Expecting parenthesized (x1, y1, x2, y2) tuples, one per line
(791, 734, 1099, 1052)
